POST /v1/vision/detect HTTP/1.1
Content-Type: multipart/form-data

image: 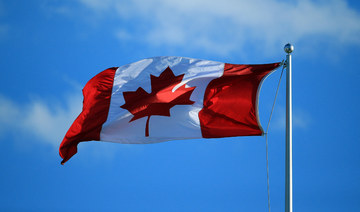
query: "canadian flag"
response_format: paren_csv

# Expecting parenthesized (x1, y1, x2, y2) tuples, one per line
(60, 56, 280, 164)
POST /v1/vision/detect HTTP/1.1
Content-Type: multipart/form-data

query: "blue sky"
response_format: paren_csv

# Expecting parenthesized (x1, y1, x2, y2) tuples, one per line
(1, 0, 360, 211)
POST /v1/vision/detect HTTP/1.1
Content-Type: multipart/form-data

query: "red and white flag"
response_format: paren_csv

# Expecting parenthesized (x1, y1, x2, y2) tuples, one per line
(60, 56, 280, 164)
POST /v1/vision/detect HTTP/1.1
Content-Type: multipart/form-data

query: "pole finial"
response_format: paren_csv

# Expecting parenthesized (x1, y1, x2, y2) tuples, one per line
(284, 43, 294, 54)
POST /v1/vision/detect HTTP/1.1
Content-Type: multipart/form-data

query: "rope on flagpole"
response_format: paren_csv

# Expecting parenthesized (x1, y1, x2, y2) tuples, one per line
(266, 61, 285, 134)
(264, 62, 285, 212)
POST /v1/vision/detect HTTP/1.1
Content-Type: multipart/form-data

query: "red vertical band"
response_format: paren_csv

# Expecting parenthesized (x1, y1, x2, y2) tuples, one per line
(59, 67, 117, 164)
(199, 63, 280, 138)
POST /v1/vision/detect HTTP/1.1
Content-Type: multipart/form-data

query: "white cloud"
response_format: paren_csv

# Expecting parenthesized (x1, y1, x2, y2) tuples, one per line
(0, 93, 138, 162)
(78, 0, 115, 12)
(0, 93, 82, 147)
(116, 29, 132, 41)
(74, 0, 360, 55)
(0, 95, 21, 133)
(270, 106, 311, 131)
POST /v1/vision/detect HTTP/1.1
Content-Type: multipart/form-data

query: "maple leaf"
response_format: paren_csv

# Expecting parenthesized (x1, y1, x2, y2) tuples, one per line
(120, 67, 196, 137)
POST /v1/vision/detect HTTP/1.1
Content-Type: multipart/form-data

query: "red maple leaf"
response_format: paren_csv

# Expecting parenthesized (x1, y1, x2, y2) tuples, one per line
(120, 67, 196, 137)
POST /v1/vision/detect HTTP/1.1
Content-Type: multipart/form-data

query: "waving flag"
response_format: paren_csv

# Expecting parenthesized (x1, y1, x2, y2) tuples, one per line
(60, 56, 280, 164)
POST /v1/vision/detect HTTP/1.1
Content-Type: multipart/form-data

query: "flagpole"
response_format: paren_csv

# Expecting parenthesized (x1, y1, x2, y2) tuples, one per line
(284, 43, 294, 212)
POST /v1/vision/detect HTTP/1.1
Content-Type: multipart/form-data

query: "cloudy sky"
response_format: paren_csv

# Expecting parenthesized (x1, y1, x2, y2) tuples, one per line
(1, 0, 360, 211)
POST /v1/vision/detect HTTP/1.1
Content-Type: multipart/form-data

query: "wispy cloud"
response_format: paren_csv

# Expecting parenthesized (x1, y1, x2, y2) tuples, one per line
(270, 106, 311, 131)
(0, 93, 138, 162)
(69, 0, 360, 55)
(0, 93, 82, 148)
(115, 29, 132, 41)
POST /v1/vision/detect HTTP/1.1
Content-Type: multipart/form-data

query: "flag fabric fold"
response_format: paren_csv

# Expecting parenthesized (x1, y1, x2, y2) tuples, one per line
(60, 56, 280, 164)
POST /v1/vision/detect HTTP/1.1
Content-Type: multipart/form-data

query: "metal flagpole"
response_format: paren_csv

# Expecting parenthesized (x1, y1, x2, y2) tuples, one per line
(284, 43, 294, 212)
